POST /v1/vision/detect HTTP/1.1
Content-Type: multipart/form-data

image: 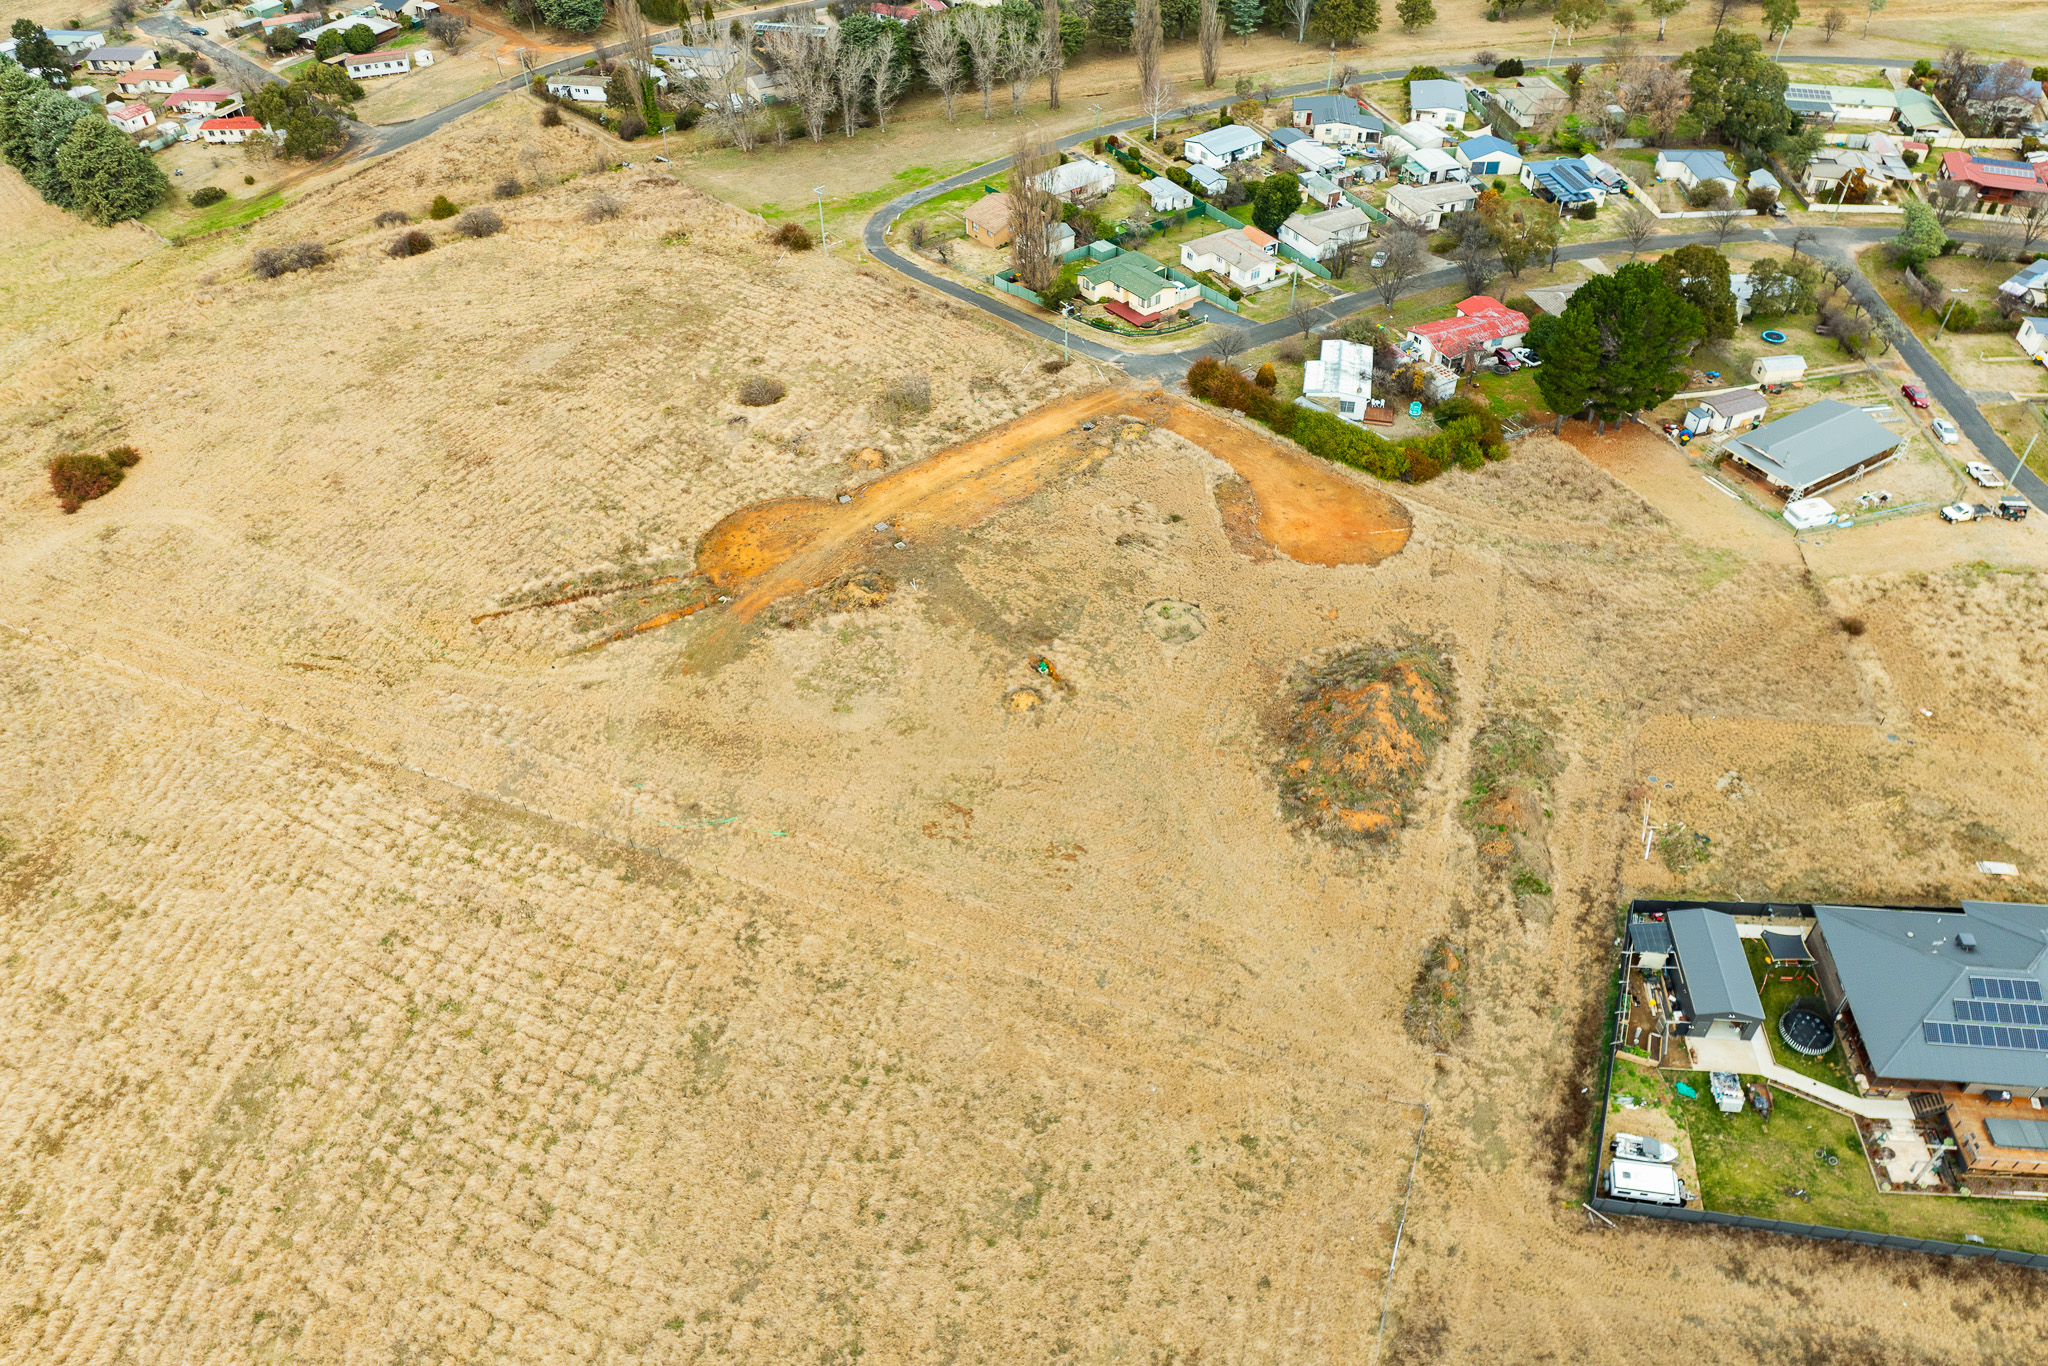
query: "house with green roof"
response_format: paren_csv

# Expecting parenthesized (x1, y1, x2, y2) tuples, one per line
(1077, 253, 1202, 325)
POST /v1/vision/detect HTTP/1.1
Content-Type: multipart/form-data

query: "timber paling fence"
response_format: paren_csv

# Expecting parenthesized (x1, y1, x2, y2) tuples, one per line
(1586, 899, 2048, 1270)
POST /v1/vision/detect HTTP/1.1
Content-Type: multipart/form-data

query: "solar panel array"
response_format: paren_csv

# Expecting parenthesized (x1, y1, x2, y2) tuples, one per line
(1955, 998, 2047, 1026)
(1968, 977, 2044, 1001)
(1922, 1020, 2048, 1051)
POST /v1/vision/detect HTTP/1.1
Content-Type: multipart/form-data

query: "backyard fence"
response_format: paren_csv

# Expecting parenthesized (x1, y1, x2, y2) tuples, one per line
(989, 273, 1044, 306)
(1190, 199, 1248, 231)
(1277, 243, 1334, 279)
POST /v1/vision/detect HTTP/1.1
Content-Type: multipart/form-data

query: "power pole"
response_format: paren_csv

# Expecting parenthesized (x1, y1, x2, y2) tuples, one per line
(814, 183, 826, 247)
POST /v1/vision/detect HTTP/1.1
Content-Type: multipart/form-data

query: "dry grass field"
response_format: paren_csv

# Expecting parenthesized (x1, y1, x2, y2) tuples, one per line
(6, 92, 2048, 1366)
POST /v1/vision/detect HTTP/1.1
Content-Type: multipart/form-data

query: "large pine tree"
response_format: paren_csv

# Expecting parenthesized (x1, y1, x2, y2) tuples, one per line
(55, 113, 169, 224)
(1537, 263, 1704, 425)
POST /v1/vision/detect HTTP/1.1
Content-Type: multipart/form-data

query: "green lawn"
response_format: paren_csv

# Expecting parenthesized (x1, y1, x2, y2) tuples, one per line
(154, 189, 287, 241)
(1742, 937, 1856, 1092)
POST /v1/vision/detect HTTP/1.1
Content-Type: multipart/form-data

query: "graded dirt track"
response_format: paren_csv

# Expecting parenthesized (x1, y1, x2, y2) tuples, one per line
(698, 386, 1413, 624)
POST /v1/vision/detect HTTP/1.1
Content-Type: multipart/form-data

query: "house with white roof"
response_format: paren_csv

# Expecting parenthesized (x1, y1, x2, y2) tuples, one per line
(1279, 205, 1372, 263)
(1301, 339, 1373, 419)
(1384, 120, 1446, 156)
(1140, 176, 1194, 213)
(1489, 74, 1566, 131)
(546, 71, 609, 102)
(1184, 125, 1265, 168)
(341, 50, 411, 78)
(1408, 78, 1470, 131)
(1280, 136, 1345, 178)
(650, 43, 738, 78)
(1032, 157, 1116, 203)
(299, 14, 399, 47)
(1181, 226, 1281, 291)
(1384, 181, 1480, 230)
(1401, 147, 1462, 185)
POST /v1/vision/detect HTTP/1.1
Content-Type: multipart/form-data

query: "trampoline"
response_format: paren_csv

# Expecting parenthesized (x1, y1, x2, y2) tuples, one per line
(1761, 329, 1787, 344)
(1779, 997, 1836, 1057)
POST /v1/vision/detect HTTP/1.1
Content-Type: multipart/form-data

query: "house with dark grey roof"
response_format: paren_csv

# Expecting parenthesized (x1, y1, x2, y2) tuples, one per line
(1665, 908, 1765, 1041)
(1291, 94, 1384, 148)
(1722, 398, 1902, 499)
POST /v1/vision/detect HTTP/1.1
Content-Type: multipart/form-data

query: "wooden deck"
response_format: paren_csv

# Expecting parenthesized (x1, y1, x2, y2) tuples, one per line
(1943, 1090, 2048, 1176)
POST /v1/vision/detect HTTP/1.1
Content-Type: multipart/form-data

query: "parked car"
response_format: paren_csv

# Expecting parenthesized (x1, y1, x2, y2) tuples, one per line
(1901, 383, 1931, 408)
(1940, 502, 1983, 523)
(1510, 347, 1541, 367)
(1932, 418, 1960, 445)
(1492, 348, 1521, 370)
(1369, 249, 1389, 268)
(1965, 460, 2003, 487)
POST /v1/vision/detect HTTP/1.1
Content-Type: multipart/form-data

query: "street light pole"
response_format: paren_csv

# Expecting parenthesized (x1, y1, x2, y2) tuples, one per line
(813, 183, 826, 247)
(1547, 26, 1558, 68)
(1060, 301, 1073, 363)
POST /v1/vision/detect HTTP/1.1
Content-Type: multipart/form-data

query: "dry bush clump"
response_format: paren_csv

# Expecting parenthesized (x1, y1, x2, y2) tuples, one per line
(492, 176, 523, 200)
(373, 208, 410, 227)
(1040, 358, 1068, 373)
(387, 228, 434, 258)
(737, 375, 786, 406)
(454, 206, 504, 238)
(1403, 937, 1469, 1049)
(875, 370, 932, 422)
(583, 191, 622, 222)
(249, 241, 327, 279)
(539, 103, 563, 127)
(770, 221, 814, 250)
(1277, 336, 1306, 363)
(1275, 641, 1454, 842)
(47, 446, 140, 513)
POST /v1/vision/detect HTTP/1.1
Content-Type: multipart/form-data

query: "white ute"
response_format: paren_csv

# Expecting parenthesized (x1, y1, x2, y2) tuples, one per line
(1965, 461, 2004, 487)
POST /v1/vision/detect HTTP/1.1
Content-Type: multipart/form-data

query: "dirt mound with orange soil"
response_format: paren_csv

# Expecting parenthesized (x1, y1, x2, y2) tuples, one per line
(1275, 643, 1454, 842)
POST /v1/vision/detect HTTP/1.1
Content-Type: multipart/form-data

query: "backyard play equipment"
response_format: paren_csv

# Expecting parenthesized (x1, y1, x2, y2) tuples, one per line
(1761, 329, 1787, 344)
(1779, 997, 1837, 1058)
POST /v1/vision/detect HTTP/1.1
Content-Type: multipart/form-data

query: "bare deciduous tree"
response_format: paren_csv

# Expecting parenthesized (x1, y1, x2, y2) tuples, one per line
(1928, 179, 1978, 228)
(1369, 229, 1424, 313)
(866, 32, 908, 132)
(835, 40, 876, 138)
(1617, 198, 1658, 257)
(915, 14, 964, 124)
(1143, 73, 1177, 138)
(1135, 0, 1163, 101)
(959, 6, 1003, 120)
(2016, 193, 2048, 256)
(1001, 18, 1041, 115)
(698, 37, 763, 152)
(1008, 131, 1062, 292)
(424, 13, 469, 53)
(1198, 0, 1220, 89)
(767, 28, 840, 142)
(1042, 0, 1063, 109)
(1706, 196, 1746, 245)
(1209, 328, 1251, 365)
(1819, 5, 1847, 40)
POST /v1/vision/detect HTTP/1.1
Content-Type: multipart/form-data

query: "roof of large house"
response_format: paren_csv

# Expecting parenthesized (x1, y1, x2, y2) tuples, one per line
(1304, 338, 1371, 400)
(549, 71, 606, 85)
(1408, 78, 1467, 112)
(1816, 902, 2048, 1089)
(201, 116, 262, 129)
(1294, 94, 1383, 130)
(1667, 908, 1766, 1024)
(2001, 259, 2048, 295)
(164, 87, 240, 102)
(88, 45, 156, 60)
(962, 193, 1010, 229)
(342, 49, 406, 64)
(1283, 204, 1371, 247)
(1407, 147, 1458, 172)
(1034, 157, 1115, 196)
(1408, 295, 1530, 353)
(116, 68, 181, 81)
(1186, 125, 1265, 156)
(1943, 149, 2048, 194)
(1184, 227, 1271, 271)
(1725, 398, 1900, 491)
(1079, 253, 1177, 301)
(1892, 87, 1955, 130)
(1525, 156, 1607, 201)
(1657, 148, 1736, 181)
(1457, 134, 1517, 160)
(1785, 82, 1894, 115)
(1386, 181, 1480, 209)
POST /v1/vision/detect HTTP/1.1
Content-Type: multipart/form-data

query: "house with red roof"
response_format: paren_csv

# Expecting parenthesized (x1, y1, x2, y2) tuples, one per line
(200, 116, 263, 144)
(1405, 296, 1530, 373)
(164, 88, 244, 117)
(108, 100, 156, 134)
(1939, 149, 2048, 202)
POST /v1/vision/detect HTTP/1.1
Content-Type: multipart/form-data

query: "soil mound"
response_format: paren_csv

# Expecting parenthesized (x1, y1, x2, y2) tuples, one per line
(1276, 644, 1453, 841)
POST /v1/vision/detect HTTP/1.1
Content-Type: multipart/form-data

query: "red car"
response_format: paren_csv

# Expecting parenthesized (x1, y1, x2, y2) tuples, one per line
(1902, 383, 1931, 409)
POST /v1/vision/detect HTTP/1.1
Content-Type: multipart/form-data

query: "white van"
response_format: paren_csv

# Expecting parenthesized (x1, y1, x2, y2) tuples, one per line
(1604, 1159, 1688, 1206)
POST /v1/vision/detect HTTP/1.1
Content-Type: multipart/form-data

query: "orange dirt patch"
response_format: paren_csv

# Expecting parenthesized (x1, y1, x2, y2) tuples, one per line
(685, 387, 1412, 636)
(1276, 646, 1454, 843)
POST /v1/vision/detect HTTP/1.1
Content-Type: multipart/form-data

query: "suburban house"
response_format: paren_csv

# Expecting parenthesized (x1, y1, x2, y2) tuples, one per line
(1184, 125, 1265, 168)
(2017, 315, 2048, 360)
(1939, 149, 2048, 202)
(1654, 148, 1739, 198)
(1278, 204, 1372, 262)
(1405, 296, 1529, 373)
(1723, 398, 1901, 498)
(1747, 167, 1782, 196)
(650, 43, 738, 78)
(1681, 387, 1768, 435)
(1455, 134, 1521, 179)
(1279, 135, 1346, 178)
(1384, 120, 1446, 155)
(546, 71, 609, 102)
(1407, 78, 1469, 131)
(107, 100, 156, 134)
(1488, 74, 1566, 131)
(1808, 901, 2048, 1175)
(1520, 155, 1624, 208)
(1893, 86, 1958, 136)
(1033, 157, 1116, 203)
(1075, 254, 1201, 326)
(1400, 147, 1462, 185)
(42, 29, 107, 57)
(1186, 163, 1228, 197)
(1180, 226, 1280, 292)
(1383, 181, 1479, 230)
(163, 88, 244, 117)
(1295, 170, 1343, 209)
(261, 13, 326, 37)
(396, 0, 441, 19)
(1785, 82, 1957, 136)
(80, 44, 158, 73)
(1291, 94, 1384, 148)
(116, 68, 190, 94)
(1139, 176, 1193, 213)
(243, 0, 291, 16)
(1969, 71, 2048, 128)
(1301, 338, 1373, 420)
(199, 115, 263, 144)
(299, 14, 400, 46)
(960, 193, 1075, 258)
(341, 50, 412, 78)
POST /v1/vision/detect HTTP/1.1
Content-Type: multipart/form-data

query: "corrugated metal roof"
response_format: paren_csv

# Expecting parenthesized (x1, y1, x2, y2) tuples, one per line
(1667, 908, 1764, 1023)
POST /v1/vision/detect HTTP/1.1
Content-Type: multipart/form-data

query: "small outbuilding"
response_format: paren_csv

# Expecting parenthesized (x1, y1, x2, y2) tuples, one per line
(1750, 353, 1806, 384)
(1681, 387, 1769, 435)
(1665, 906, 1766, 1041)
(1139, 176, 1194, 213)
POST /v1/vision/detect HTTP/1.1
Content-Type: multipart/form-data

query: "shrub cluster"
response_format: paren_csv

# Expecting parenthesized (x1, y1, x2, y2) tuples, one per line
(454, 206, 504, 238)
(374, 208, 411, 227)
(387, 228, 434, 257)
(48, 445, 140, 514)
(188, 185, 227, 207)
(769, 221, 814, 250)
(583, 192, 623, 222)
(737, 375, 786, 406)
(540, 104, 565, 127)
(428, 194, 457, 220)
(250, 241, 327, 279)
(493, 176, 523, 200)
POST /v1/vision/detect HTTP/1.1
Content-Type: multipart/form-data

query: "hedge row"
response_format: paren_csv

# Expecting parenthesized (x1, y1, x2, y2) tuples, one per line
(1186, 357, 1508, 483)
